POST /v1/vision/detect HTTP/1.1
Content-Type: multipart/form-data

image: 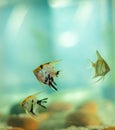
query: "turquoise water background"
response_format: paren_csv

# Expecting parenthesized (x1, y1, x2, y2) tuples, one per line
(0, 0, 114, 114)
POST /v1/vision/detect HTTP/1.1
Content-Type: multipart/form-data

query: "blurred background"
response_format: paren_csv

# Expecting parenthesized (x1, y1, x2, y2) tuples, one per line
(0, 0, 115, 116)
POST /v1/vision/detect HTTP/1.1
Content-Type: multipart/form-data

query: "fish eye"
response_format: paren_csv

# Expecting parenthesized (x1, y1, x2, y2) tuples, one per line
(39, 70, 42, 73)
(21, 103, 25, 107)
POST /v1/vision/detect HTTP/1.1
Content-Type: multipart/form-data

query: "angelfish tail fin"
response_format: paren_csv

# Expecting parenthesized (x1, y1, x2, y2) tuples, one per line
(37, 98, 48, 109)
(56, 70, 60, 76)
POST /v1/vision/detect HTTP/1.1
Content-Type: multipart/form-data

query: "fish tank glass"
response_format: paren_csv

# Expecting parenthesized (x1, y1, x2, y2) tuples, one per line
(0, 0, 115, 130)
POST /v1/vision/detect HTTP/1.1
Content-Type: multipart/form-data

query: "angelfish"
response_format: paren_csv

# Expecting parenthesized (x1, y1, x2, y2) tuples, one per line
(21, 92, 48, 120)
(91, 50, 110, 81)
(33, 60, 61, 91)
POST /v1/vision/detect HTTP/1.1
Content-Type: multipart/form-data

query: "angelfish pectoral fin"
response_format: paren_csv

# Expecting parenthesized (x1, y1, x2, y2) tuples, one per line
(37, 98, 48, 109)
